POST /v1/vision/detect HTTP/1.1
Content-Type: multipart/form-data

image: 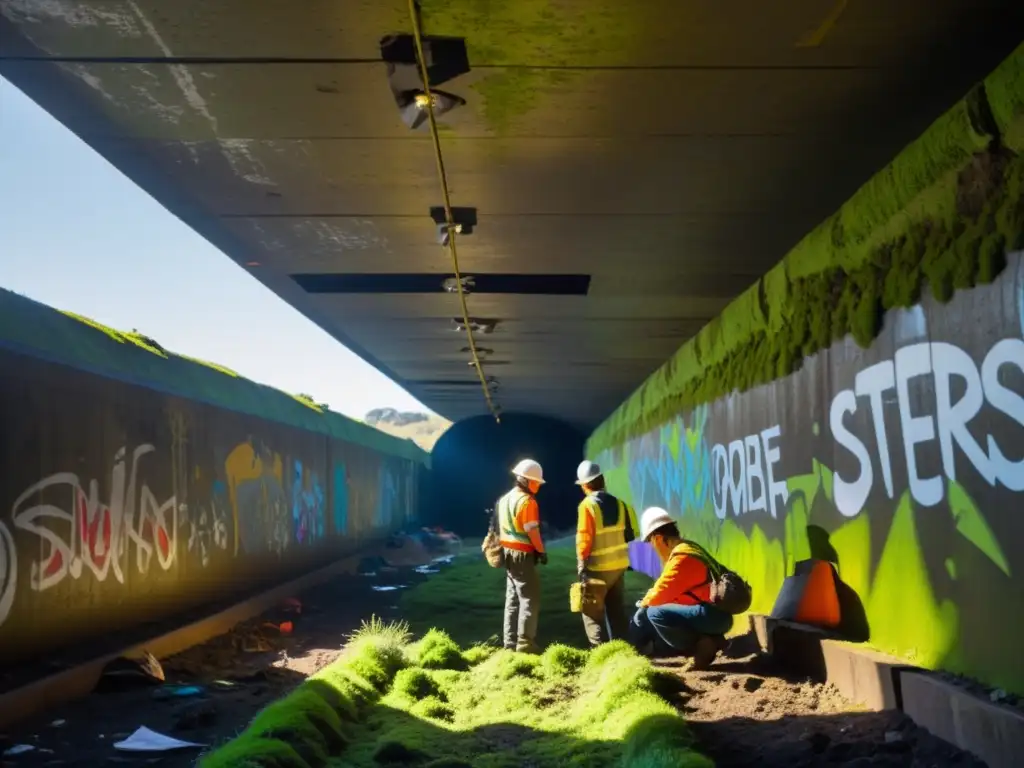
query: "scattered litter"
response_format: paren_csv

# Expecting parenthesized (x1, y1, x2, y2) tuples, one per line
(153, 685, 204, 700)
(371, 585, 409, 592)
(991, 688, 1009, 703)
(3, 744, 34, 756)
(432, 555, 455, 565)
(96, 652, 165, 692)
(414, 566, 440, 574)
(360, 571, 378, 578)
(884, 730, 903, 743)
(211, 679, 236, 689)
(113, 726, 205, 752)
(261, 621, 294, 635)
(51, 719, 66, 727)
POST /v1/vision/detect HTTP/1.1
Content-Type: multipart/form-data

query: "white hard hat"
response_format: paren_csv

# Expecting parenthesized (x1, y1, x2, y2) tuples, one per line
(575, 460, 603, 485)
(511, 458, 545, 484)
(640, 507, 675, 542)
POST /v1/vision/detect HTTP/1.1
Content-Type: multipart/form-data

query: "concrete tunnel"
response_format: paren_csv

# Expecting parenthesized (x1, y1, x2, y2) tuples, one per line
(1, 1, 1024, 750)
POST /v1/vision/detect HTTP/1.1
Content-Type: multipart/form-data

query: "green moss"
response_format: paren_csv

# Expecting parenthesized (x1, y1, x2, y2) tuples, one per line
(411, 629, 468, 670)
(985, 41, 1024, 151)
(418, 0, 650, 134)
(199, 620, 410, 767)
(586, 45, 1024, 456)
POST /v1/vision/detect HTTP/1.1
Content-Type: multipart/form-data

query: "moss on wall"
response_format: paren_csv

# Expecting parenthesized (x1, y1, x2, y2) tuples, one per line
(587, 42, 1024, 456)
(418, 0, 649, 134)
(0, 290, 430, 466)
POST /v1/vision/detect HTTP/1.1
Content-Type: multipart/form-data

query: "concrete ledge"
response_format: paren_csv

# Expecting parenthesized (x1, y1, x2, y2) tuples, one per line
(0, 553, 363, 729)
(821, 640, 911, 711)
(901, 670, 1024, 768)
(749, 615, 913, 710)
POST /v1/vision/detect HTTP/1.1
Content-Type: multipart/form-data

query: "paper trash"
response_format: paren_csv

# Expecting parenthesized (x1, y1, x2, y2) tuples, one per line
(370, 585, 409, 592)
(414, 566, 440, 574)
(3, 745, 35, 756)
(113, 726, 206, 752)
(432, 555, 455, 565)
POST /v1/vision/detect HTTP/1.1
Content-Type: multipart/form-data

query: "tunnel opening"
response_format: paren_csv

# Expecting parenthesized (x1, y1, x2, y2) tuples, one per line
(421, 412, 586, 537)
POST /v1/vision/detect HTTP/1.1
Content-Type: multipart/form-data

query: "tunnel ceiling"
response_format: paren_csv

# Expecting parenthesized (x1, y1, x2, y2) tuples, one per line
(2, 1, 1022, 430)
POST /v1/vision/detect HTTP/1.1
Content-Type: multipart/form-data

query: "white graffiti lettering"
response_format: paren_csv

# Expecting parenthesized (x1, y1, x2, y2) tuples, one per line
(831, 339, 1024, 516)
(10, 445, 178, 594)
(712, 425, 789, 519)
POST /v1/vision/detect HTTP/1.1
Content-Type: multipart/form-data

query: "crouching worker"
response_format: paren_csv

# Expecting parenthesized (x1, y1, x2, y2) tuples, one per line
(630, 507, 732, 670)
(498, 459, 548, 654)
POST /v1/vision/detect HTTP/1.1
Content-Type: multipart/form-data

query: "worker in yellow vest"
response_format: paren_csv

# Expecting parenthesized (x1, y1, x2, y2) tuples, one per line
(496, 458, 548, 653)
(574, 460, 635, 647)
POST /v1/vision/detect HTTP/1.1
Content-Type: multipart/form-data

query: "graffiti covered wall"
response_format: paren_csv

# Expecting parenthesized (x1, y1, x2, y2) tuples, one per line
(593, 254, 1024, 695)
(0, 351, 421, 662)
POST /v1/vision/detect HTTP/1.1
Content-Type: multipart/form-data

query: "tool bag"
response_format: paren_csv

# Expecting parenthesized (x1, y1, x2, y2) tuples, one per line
(680, 541, 753, 615)
(569, 577, 608, 614)
(481, 507, 504, 568)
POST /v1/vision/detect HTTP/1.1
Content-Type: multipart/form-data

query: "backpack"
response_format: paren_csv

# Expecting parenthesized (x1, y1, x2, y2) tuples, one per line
(680, 541, 753, 615)
(481, 507, 504, 568)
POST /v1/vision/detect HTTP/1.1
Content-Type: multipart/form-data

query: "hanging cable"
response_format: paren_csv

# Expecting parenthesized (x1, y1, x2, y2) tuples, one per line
(406, 0, 500, 423)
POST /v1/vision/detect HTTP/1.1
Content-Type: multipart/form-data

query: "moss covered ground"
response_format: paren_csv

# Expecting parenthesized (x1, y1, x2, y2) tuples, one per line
(400, 544, 651, 648)
(199, 549, 707, 768)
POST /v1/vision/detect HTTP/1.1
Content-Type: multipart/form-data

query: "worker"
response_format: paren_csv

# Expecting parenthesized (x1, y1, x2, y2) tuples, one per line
(574, 460, 635, 646)
(496, 458, 548, 653)
(630, 506, 731, 669)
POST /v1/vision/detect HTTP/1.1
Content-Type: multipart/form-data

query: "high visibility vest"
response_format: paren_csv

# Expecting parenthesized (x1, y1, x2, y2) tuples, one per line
(583, 493, 631, 572)
(497, 487, 535, 552)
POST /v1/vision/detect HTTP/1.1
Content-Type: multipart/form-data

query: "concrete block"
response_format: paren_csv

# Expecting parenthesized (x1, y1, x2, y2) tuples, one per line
(821, 640, 910, 711)
(748, 614, 828, 680)
(901, 670, 1024, 768)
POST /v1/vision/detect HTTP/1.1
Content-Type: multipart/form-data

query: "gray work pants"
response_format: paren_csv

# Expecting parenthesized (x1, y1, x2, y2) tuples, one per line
(581, 567, 629, 647)
(503, 550, 540, 651)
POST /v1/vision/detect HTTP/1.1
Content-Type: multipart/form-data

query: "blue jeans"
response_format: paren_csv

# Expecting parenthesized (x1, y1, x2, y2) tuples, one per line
(630, 603, 732, 654)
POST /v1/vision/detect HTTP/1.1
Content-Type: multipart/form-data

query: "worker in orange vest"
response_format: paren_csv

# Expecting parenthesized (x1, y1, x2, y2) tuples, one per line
(630, 507, 731, 669)
(574, 460, 635, 646)
(496, 459, 548, 653)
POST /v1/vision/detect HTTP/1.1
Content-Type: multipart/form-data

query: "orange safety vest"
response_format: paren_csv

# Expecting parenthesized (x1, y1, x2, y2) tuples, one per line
(497, 487, 537, 553)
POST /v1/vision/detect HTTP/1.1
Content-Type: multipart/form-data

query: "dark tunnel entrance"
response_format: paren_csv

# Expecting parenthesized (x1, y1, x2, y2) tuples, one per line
(421, 413, 586, 537)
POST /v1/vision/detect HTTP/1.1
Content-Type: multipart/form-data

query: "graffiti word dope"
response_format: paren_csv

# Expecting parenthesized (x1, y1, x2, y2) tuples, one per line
(711, 426, 789, 519)
(832, 339, 1024, 517)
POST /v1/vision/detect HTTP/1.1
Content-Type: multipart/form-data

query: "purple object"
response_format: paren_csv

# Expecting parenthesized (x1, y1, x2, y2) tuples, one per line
(629, 540, 662, 580)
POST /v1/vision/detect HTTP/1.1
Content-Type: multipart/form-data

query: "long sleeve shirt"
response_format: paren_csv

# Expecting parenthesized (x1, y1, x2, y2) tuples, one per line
(576, 498, 596, 562)
(639, 543, 712, 607)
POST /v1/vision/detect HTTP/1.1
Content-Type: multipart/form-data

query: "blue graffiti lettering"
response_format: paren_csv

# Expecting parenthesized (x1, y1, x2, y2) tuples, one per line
(333, 463, 349, 536)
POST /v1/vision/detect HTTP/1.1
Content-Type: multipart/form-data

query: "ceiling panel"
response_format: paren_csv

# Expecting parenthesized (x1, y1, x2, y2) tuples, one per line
(3, 0, 1022, 429)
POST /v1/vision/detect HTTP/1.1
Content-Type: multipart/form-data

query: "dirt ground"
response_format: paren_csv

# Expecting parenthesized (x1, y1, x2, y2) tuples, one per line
(655, 634, 987, 767)
(0, 559, 990, 768)
(0, 564, 431, 768)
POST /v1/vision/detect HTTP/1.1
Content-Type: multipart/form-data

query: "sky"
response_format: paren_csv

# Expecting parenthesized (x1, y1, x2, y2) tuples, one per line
(0, 75, 430, 422)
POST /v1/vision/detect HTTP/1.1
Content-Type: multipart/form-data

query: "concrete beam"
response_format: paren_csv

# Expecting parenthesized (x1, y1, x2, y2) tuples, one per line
(901, 671, 1024, 768)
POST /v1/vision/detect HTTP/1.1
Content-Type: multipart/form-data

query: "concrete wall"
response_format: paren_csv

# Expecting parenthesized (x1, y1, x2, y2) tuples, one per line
(591, 253, 1024, 695)
(0, 348, 420, 662)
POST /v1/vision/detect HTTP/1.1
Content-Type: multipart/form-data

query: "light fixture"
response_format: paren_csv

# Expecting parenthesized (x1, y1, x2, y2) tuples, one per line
(398, 89, 465, 130)
(451, 317, 498, 334)
(443, 275, 475, 293)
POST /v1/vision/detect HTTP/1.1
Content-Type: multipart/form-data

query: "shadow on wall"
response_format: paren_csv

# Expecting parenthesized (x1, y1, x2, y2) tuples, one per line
(422, 413, 586, 536)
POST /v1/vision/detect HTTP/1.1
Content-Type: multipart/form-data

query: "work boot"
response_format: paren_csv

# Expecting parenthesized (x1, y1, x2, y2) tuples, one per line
(690, 635, 721, 671)
(515, 639, 542, 655)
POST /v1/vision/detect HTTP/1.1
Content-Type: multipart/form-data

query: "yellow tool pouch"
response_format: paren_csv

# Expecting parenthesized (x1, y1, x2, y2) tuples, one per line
(569, 578, 608, 614)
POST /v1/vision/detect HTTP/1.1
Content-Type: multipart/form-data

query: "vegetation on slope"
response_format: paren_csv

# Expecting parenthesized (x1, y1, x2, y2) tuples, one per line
(587, 41, 1024, 455)
(199, 549, 701, 767)
(342, 631, 709, 768)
